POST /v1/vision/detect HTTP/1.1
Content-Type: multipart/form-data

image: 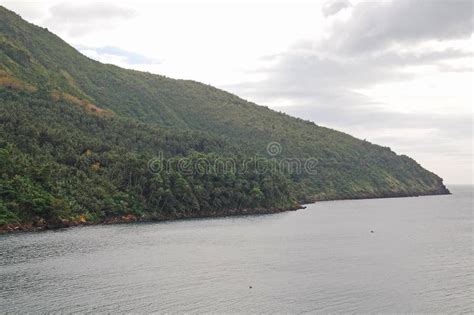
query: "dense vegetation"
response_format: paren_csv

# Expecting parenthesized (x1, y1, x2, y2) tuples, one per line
(0, 6, 448, 229)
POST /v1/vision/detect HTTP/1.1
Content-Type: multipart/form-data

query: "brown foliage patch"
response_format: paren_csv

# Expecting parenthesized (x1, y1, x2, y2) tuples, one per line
(51, 90, 114, 117)
(0, 74, 37, 92)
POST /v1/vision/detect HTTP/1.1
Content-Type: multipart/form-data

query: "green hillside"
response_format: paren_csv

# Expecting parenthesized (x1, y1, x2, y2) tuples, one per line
(0, 6, 448, 231)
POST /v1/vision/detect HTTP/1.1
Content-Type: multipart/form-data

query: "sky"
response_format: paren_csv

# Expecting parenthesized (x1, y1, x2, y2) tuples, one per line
(1, 0, 473, 184)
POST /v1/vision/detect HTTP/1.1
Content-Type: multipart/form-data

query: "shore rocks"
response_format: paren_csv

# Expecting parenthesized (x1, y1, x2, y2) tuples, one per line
(0, 204, 305, 234)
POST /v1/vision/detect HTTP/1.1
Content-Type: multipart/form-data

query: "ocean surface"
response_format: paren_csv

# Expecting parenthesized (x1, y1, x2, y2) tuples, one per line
(1, 186, 472, 313)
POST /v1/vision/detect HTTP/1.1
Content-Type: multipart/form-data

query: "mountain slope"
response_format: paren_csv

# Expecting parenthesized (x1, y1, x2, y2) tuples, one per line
(0, 6, 449, 230)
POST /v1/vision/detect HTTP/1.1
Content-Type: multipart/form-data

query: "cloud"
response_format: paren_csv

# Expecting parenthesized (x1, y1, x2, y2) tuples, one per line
(230, 47, 470, 105)
(227, 0, 473, 183)
(322, 0, 351, 17)
(228, 0, 473, 119)
(50, 3, 135, 22)
(46, 3, 136, 37)
(437, 62, 473, 73)
(324, 0, 473, 54)
(78, 46, 161, 65)
(285, 103, 472, 138)
(230, 0, 472, 106)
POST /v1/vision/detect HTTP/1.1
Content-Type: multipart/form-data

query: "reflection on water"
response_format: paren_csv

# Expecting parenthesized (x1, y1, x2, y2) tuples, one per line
(1, 186, 472, 313)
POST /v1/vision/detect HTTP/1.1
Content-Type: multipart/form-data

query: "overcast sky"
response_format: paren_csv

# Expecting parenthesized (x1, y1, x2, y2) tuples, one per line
(2, 0, 472, 184)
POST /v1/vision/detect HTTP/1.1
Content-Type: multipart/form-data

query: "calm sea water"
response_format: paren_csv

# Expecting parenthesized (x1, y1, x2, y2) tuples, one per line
(1, 186, 472, 313)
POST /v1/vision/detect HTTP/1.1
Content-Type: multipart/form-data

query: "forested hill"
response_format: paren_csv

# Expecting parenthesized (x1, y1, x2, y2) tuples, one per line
(0, 6, 449, 231)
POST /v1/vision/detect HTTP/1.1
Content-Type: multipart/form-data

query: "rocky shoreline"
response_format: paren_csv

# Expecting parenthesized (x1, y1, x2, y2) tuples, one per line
(0, 188, 450, 234)
(0, 204, 304, 234)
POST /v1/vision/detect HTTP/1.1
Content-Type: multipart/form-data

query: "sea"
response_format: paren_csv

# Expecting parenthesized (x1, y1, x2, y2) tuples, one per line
(1, 186, 472, 313)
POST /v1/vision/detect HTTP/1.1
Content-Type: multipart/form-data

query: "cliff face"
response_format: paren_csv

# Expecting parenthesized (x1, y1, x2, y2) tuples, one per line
(0, 6, 449, 230)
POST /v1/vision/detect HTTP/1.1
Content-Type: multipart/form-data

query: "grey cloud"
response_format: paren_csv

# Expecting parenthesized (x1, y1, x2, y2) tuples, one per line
(234, 68, 472, 146)
(322, 0, 351, 17)
(325, 0, 473, 54)
(230, 48, 469, 105)
(228, 0, 473, 182)
(285, 103, 473, 138)
(228, 0, 472, 119)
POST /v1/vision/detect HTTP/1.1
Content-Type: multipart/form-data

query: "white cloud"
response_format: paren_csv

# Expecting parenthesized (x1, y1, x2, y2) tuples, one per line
(78, 46, 161, 65)
(45, 2, 136, 37)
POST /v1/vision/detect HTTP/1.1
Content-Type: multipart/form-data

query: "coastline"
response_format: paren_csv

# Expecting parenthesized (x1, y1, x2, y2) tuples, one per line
(0, 204, 305, 234)
(307, 187, 451, 203)
(0, 189, 450, 234)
